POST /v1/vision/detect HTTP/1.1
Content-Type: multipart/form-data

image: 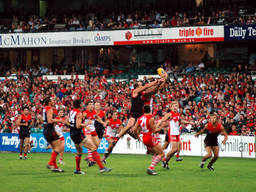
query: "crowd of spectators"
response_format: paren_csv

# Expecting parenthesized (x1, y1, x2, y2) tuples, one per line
(0, 70, 255, 137)
(0, 5, 256, 33)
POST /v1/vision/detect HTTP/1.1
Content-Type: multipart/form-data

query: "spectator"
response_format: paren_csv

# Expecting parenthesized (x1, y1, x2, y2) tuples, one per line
(151, 20, 160, 28)
(197, 60, 205, 71)
(229, 125, 239, 135)
(241, 125, 250, 136)
(171, 16, 177, 27)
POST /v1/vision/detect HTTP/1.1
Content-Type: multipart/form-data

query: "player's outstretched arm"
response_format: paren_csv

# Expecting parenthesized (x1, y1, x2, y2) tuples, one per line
(143, 81, 162, 95)
(133, 80, 159, 96)
(195, 125, 207, 137)
(181, 119, 195, 125)
(156, 113, 171, 128)
(220, 125, 228, 144)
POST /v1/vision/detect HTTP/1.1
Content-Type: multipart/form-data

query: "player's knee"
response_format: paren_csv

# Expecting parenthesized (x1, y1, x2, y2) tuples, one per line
(159, 152, 165, 158)
(207, 154, 212, 158)
(25, 143, 30, 147)
(214, 155, 219, 159)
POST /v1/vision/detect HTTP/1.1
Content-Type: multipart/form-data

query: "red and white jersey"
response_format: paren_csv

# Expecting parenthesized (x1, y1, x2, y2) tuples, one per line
(138, 114, 153, 134)
(168, 111, 180, 136)
(84, 109, 97, 120)
(96, 110, 105, 119)
(83, 110, 96, 133)
(55, 117, 65, 136)
(105, 118, 121, 137)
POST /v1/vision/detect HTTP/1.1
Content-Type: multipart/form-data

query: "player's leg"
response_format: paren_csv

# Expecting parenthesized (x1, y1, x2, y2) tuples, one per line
(28, 136, 33, 153)
(23, 137, 30, 159)
(103, 118, 136, 159)
(58, 138, 65, 164)
(117, 117, 136, 139)
(200, 146, 212, 168)
(91, 135, 101, 146)
(103, 138, 114, 161)
(44, 129, 63, 171)
(207, 146, 219, 171)
(74, 143, 84, 174)
(176, 141, 182, 161)
(87, 135, 100, 166)
(83, 138, 112, 173)
(147, 144, 165, 175)
(19, 138, 24, 159)
(85, 135, 94, 163)
(161, 133, 169, 163)
(162, 141, 169, 150)
(162, 140, 179, 169)
(49, 139, 63, 171)
(166, 141, 179, 162)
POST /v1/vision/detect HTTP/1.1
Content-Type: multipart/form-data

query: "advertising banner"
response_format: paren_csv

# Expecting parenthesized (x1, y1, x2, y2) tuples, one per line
(1, 133, 255, 158)
(113, 26, 224, 45)
(29, 133, 108, 153)
(0, 31, 112, 48)
(0, 133, 20, 152)
(0, 26, 224, 48)
(0, 133, 108, 153)
(225, 25, 256, 41)
(112, 135, 255, 158)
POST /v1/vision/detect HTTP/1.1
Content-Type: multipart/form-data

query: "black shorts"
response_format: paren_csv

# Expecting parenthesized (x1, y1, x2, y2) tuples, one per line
(204, 137, 218, 147)
(95, 120, 105, 139)
(130, 112, 142, 120)
(70, 133, 85, 145)
(43, 128, 60, 143)
(165, 132, 169, 143)
(19, 130, 30, 139)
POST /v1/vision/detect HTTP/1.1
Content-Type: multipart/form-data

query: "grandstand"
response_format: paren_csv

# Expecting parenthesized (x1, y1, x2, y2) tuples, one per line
(0, 0, 256, 191)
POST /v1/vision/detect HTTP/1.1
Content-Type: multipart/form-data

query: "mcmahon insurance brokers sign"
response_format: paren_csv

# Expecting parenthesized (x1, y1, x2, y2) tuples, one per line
(0, 31, 93, 48)
(0, 26, 224, 48)
(225, 24, 256, 40)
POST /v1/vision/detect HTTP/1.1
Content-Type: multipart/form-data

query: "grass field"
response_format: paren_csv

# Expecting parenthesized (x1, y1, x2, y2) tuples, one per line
(0, 152, 255, 192)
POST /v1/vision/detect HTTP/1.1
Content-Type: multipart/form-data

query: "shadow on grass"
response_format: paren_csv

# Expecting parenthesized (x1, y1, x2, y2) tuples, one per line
(98, 173, 147, 178)
(3, 171, 71, 178)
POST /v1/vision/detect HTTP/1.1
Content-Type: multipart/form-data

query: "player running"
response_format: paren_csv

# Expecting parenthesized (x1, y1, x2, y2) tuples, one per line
(162, 125, 183, 161)
(83, 102, 105, 166)
(54, 109, 68, 164)
(157, 101, 194, 169)
(16, 106, 33, 160)
(102, 112, 123, 162)
(70, 99, 111, 174)
(195, 113, 228, 171)
(94, 102, 107, 140)
(43, 97, 65, 172)
(132, 105, 165, 175)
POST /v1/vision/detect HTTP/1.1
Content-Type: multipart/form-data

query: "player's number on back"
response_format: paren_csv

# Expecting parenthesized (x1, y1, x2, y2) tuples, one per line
(139, 116, 148, 133)
(42, 109, 46, 122)
(69, 111, 76, 126)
